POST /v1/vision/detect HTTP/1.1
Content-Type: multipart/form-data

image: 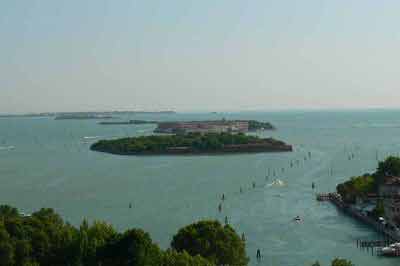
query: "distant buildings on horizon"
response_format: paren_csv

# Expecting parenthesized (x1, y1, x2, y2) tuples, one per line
(155, 120, 250, 134)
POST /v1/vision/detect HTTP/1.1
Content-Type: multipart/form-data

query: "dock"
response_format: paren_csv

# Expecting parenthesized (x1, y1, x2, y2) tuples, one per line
(317, 192, 400, 256)
(316, 193, 336, 201)
(357, 240, 390, 248)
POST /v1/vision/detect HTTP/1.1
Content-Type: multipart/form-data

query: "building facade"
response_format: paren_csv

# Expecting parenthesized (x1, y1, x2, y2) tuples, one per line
(155, 120, 249, 134)
(379, 176, 400, 226)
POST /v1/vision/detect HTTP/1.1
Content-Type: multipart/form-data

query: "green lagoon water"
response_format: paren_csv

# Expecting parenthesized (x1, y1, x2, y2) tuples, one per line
(1, 110, 400, 266)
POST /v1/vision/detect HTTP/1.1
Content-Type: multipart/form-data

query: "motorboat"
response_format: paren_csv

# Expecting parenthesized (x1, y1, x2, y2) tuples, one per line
(381, 247, 396, 255)
(293, 216, 302, 222)
(268, 179, 286, 187)
(380, 243, 400, 256)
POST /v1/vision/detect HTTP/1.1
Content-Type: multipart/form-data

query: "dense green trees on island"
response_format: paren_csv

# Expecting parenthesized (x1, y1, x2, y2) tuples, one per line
(90, 132, 292, 155)
(336, 174, 375, 204)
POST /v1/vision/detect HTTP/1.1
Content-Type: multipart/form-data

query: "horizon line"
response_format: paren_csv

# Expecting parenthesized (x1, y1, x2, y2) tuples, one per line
(2, 107, 400, 116)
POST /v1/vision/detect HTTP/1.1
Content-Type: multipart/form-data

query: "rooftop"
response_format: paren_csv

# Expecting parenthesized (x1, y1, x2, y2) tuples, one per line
(383, 176, 400, 186)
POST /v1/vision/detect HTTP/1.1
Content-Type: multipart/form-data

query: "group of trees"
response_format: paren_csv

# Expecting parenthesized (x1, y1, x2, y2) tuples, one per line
(247, 120, 275, 131)
(91, 132, 282, 154)
(336, 174, 376, 204)
(0, 205, 358, 266)
(375, 156, 400, 186)
(0, 205, 247, 266)
(335, 156, 400, 220)
(336, 156, 400, 204)
(171, 220, 248, 266)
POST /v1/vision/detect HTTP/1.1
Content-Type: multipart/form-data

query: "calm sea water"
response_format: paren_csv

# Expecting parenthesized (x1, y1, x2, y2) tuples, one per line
(1, 110, 400, 266)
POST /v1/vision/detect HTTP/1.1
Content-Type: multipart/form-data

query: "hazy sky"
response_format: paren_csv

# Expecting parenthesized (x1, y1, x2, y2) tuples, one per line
(1, 1, 400, 113)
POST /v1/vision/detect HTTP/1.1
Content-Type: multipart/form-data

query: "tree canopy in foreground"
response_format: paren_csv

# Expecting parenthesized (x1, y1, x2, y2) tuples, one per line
(0, 205, 355, 266)
(0, 205, 221, 266)
(171, 220, 249, 266)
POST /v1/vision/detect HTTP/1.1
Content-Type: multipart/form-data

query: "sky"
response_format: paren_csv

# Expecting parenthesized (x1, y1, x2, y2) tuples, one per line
(1, 0, 400, 113)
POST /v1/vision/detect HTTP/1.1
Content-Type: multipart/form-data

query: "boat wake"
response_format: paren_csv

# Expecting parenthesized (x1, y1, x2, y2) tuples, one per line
(83, 136, 101, 140)
(352, 123, 400, 129)
(0, 146, 15, 151)
(267, 179, 287, 187)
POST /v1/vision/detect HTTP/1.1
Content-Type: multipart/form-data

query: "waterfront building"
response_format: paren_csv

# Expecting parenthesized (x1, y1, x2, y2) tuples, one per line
(379, 176, 400, 226)
(155, 120, 249, 134)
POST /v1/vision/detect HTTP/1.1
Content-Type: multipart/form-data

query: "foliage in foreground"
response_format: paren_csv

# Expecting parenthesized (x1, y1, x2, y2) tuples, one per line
(0, 205, 225, 266)
(0, 205, 356, 266)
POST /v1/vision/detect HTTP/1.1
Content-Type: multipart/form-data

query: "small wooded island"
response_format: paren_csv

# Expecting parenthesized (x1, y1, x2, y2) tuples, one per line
(90, 132, 292, 155)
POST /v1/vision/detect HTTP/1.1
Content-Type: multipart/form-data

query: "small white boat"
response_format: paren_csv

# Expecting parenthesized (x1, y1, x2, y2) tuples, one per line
(380, 243, 400, 256)
(381, 247, 396, 255)
(0, 146, 15, 151)
(268, 179, 287, 187)
(83, 136, 100, 140)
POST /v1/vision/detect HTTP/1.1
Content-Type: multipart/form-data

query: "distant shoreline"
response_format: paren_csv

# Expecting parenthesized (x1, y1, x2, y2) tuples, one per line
(98, 120, 158, 125)
(0, 111, 176, 119)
